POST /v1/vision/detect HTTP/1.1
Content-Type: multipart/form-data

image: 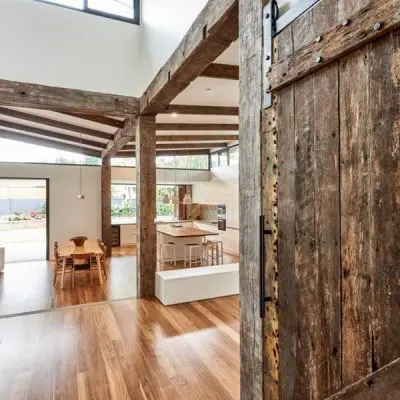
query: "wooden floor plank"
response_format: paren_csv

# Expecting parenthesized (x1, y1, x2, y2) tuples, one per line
(0, 246, 239, 317)
(0, 296, 239, 400)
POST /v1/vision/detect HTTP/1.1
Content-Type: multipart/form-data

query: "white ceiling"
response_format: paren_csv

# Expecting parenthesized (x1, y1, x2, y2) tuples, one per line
(215, 41, 239, 65)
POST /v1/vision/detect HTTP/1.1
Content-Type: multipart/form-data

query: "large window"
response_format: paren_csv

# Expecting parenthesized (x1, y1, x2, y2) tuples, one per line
(156, 155, 209, 170)
(111, 158, 136, 167)
(211, 145, 239, 168)
(0, 139, 101, 166)
(35, 0, 140, 24)
(111, 184, 177, 221)
(111, 155, 209, 170)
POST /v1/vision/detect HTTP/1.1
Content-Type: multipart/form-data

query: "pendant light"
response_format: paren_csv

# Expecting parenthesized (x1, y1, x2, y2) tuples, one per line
(171, 155, 179, 205)
(162, 168, 170, 204)
(77, 132, 85, 200)
(182, 150, 192, 205)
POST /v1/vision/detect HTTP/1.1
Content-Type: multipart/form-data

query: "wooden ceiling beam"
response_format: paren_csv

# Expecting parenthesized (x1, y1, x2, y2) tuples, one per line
(0, 119, 105, 149)
(140, 0, 238, 115)
(156, 123, 238, 131)
(200, 63, 239, 80)
(124, 142, 227, 151)
(59, 112, 125, 129)
(0, 79, 139, 117)
(0, 106, 113, 141)
(162, 104, 239, 116)
(102, 118, 138, 158)
(116, 149, 210, 158)
(0, 128, 101, 158)
(128, 134, 239, 143)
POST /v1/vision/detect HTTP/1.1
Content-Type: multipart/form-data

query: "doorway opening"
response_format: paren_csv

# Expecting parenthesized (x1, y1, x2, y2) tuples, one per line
(0, 178, 49, 263)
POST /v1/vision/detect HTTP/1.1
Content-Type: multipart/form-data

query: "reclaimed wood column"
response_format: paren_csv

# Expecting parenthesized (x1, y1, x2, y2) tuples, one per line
(136, 115, 157, 297)
(101, 156, 112, 257)
(239, 0, 264, 399)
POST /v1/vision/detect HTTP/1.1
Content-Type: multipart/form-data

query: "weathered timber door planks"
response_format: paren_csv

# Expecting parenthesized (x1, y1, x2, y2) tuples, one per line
(255, 0, 400, 399)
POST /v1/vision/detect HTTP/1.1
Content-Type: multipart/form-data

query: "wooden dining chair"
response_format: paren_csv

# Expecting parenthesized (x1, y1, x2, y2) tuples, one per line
(91, 240, 108, 280)
(53, 242, 73, 288)
(72, 253, 94, 287)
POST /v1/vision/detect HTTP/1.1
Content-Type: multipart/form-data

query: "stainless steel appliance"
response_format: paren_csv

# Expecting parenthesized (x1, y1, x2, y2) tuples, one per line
(217, 204, 226, 231)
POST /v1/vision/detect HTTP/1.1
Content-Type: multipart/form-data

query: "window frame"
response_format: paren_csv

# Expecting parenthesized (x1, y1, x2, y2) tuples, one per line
(34, 0, 140, 25)
(210, 144, 239, 168)
(111, 183, 178, 219)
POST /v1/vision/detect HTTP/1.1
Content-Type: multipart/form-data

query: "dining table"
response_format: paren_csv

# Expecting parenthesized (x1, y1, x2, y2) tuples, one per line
(58, 239, 104, 289)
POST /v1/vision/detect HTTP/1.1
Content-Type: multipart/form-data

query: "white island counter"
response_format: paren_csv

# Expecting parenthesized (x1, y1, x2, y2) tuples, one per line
(157, 224, 219, 261)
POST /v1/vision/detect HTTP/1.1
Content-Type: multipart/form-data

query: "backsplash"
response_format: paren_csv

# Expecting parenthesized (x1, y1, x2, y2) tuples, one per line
(186, 204, 218, 222)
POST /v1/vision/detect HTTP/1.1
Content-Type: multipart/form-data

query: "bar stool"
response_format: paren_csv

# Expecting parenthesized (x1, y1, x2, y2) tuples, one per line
(184, 243, 203, 268)
(204, 239, 224, 265)
(159, 242, 177, 267)
(202, 241, 219, 266)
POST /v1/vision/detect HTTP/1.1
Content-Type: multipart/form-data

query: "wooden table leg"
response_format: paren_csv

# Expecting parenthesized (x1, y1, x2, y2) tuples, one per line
(97, 255, 103, 285)
(61, 257, 66, 290)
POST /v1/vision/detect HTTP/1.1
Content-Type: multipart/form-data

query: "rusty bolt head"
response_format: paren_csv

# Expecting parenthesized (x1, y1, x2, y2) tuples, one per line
(373, 22, 382, 31)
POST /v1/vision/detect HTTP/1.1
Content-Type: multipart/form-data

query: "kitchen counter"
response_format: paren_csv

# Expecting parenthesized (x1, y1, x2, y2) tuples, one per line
(157, 225, 218, 238)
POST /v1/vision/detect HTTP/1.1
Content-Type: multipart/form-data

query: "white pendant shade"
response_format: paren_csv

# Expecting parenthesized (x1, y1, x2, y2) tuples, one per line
(182, 193, 192, 205)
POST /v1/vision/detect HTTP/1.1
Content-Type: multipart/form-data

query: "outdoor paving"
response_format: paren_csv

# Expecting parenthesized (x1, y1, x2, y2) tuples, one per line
(0, 226, 46, 263)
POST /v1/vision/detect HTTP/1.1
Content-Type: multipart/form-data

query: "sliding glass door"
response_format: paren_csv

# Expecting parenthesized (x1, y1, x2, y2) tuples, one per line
(0, 179, 48, 263)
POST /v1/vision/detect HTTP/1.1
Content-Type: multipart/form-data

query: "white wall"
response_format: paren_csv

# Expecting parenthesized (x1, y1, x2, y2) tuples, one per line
(192, 166, 239, 229)
(0, 163, 102, 259)
(0, 0, 206, 96)
(192, 165, 239, 255)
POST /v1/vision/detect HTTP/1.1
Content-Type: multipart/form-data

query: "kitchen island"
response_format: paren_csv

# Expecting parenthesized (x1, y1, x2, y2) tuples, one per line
(157, 224, 219, 262)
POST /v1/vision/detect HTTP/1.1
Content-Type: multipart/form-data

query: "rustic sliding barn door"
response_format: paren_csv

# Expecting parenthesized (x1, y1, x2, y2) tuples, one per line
(241, 0, 400, 399)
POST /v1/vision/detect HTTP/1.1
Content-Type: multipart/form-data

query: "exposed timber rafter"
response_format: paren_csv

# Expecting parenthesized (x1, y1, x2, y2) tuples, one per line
(162, 105, 239, 116)
(0, 106, 113, 141)
(140, 0, 239, 115)
(129, 134, 238, 143)
(0, 119, 105, 148)
(59, 112, 125, 129)
(0, 128, 101, 157)
(156, 123, 238, 131)
(200, 63, 239, 80)
(123, 142, 227, 151)
(102, 117, 138, 158)
(0, 79, 140, 117)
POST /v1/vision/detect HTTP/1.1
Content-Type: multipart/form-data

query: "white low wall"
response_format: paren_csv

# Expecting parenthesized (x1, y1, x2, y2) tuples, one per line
(155, 263, 239, 305)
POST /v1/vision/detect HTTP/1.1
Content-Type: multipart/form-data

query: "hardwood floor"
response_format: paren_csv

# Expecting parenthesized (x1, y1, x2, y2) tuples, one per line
(0, 246, 239, 317)
(0, 295, 240, 400)
(0, 253, 136, 317)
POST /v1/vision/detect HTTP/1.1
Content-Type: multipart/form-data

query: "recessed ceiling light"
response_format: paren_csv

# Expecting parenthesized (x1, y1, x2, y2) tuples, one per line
(172, 113, 178, 118)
